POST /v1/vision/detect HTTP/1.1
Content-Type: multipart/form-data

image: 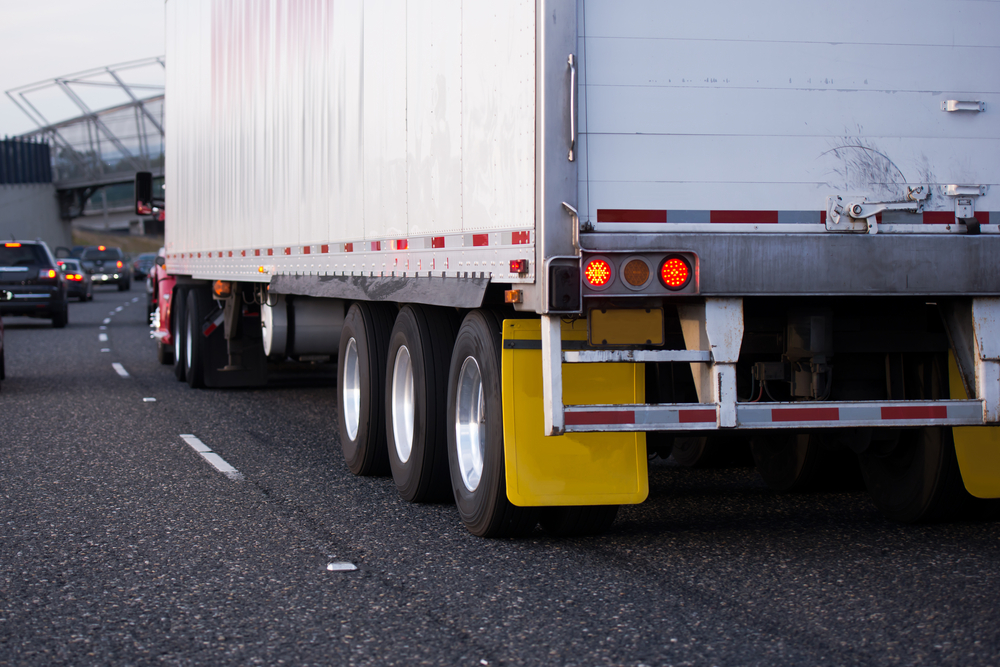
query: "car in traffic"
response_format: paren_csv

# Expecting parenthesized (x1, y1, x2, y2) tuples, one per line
(131, 252, 158, 281)
(0, 289, 10, 390)
(57, 258, 93, 301)
(0, 241, 68, 327)
(80, 245, 130, 291)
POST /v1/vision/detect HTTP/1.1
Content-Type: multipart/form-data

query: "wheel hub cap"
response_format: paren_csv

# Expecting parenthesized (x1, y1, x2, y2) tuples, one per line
(391, 346, 415, 463)
(455, 356, 485, 492)
(343, 338, 361, 441)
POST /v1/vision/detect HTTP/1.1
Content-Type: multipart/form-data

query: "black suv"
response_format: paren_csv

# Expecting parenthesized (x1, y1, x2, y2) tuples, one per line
(0, 241, 69, 327)
(80, 245, 131, 291)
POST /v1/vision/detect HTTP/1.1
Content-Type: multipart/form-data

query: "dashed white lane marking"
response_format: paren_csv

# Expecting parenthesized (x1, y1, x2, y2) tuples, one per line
(99, 333, 108, 342)
(131, 297, 139, 302)
(143, 397, 156, 402)
(115, 306, 123, 312)
(102, 318, 111, 324)
(179, 434, 244, 481)
(112, 363, 129, 378)
(100, 325, 107, 330)
(101, 348, 111, 353)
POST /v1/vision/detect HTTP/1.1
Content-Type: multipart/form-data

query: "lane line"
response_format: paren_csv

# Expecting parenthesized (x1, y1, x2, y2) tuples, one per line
(132, 297, 140, 302)
(179, 434, 244, 480)
(99, 333, 108, 342)
(102, 318, 111, 324)
(101, 348, 111, 353)
(115, 306, 123, 312)
(143, 397, 157, 402)
(100, 325, 107, 330)
(112, 363, 129, 378)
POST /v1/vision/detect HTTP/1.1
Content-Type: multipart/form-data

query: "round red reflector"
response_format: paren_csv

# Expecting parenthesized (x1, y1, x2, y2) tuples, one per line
(584, 258, 613, 288)
(659, 256, 691, 290)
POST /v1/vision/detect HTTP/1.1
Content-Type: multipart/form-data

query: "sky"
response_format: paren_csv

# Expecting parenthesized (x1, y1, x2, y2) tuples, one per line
(0, 0, 165, 137)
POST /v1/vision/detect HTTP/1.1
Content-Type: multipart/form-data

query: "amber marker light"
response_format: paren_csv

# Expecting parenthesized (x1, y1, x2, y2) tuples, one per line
(583, 258, 613, 288)
(213, 280, 233, 298)
(623, 258, 650, 287)
(659, 255, 691, 290)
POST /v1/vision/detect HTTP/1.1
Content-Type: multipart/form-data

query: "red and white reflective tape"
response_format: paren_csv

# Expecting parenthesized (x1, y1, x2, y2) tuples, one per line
(167, 229, 532, 262)
(595, 209, 993, 226)
(563, 399, 985, 432)
(202, 310, 225, 337)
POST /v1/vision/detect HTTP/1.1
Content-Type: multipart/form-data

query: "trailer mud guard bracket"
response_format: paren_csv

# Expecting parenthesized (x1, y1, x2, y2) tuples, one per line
(268, 273, 489, 309)
(501, 319, 648, 507)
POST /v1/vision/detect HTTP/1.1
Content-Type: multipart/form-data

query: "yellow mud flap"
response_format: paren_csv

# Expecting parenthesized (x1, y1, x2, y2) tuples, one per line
(501, 319, 648, 506)
(949, 351, 1000, 498)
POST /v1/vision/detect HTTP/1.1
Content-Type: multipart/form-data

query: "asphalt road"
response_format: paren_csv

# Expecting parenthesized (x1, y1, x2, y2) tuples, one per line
(1, 286, 998, 666)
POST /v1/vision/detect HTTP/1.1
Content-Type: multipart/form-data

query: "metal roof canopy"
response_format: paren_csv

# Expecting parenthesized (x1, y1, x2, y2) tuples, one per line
(6, 57, 165, 199)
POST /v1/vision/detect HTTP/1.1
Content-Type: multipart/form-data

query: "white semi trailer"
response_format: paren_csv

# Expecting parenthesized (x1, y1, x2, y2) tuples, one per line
(151, 0, 1000, 536)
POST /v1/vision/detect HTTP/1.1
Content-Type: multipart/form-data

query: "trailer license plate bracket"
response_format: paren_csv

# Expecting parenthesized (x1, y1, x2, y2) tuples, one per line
(589, 307, 663, 346)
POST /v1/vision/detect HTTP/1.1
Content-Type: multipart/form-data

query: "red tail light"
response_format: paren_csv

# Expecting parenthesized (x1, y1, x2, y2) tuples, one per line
(38, 268, 58, 281)
(67, 274, 83, 281)
(583, 258, 613, 288)
(98, 245, 106, 251)
(4, 242, 21, 248)
(117, 260, 123, 269)
(659, 256, 691, 290)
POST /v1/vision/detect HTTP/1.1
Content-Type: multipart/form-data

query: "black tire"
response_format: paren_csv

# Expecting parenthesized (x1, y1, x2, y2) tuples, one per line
(447, 309, 539, 537)
(338, 301, 396, 476)
(540, 505, 619, 537)
(51, 302, 68, 328)
(157, 339, 174, 365)
(172, 287, 188, 381)
(751, 432, 829, 492)
(858, 427, 971, 522)
(185, 288, 208, 388)
(386, 305, 458, 502)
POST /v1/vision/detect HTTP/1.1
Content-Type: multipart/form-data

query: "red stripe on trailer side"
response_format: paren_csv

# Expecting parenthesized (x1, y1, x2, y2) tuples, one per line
(254, 249, 260, 256)
(711, 210, 779, 224)
(565, 411, 635, 426)
(923, 211, 953, 224)
(597, 209, 667, 223)
(771, 407, 839, 422)
(512, 231, 530, 244)
(473, 234, 489, 247)
(396, 239, 408, 250)
(283, 247, 291, 255)
(679, 409, 717, 423)
(977, 212, 991, 224)
(372, 241, 381, 251)
(321, 244, 329, 253)
(303, 246, 310, 255)
(431, 237, 445, 248)
(820, 210, 826, 225)
(344, 243, 353, 252)
(881, 405, 948, 420)
(267, 248, 273, 256)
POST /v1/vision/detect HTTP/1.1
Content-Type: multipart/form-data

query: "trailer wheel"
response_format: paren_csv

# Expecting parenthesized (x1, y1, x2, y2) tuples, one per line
(185, 288, 208, 388)
(751, 432, 828, 491)
(338, 302, 395, 476)
(386, 305, 457, 502)
(157, 340, 174, 365)
(858, 427, 969, 522)
(447, 309, 538, 537)
(540, 505, 619, 537)
(172, 287, 188, 381)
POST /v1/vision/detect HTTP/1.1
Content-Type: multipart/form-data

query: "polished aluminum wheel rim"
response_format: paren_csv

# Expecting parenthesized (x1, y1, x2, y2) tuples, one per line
(455, 356, 485, 492)
(391, 346, 415, 463)
(343, 337, 361, 441)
